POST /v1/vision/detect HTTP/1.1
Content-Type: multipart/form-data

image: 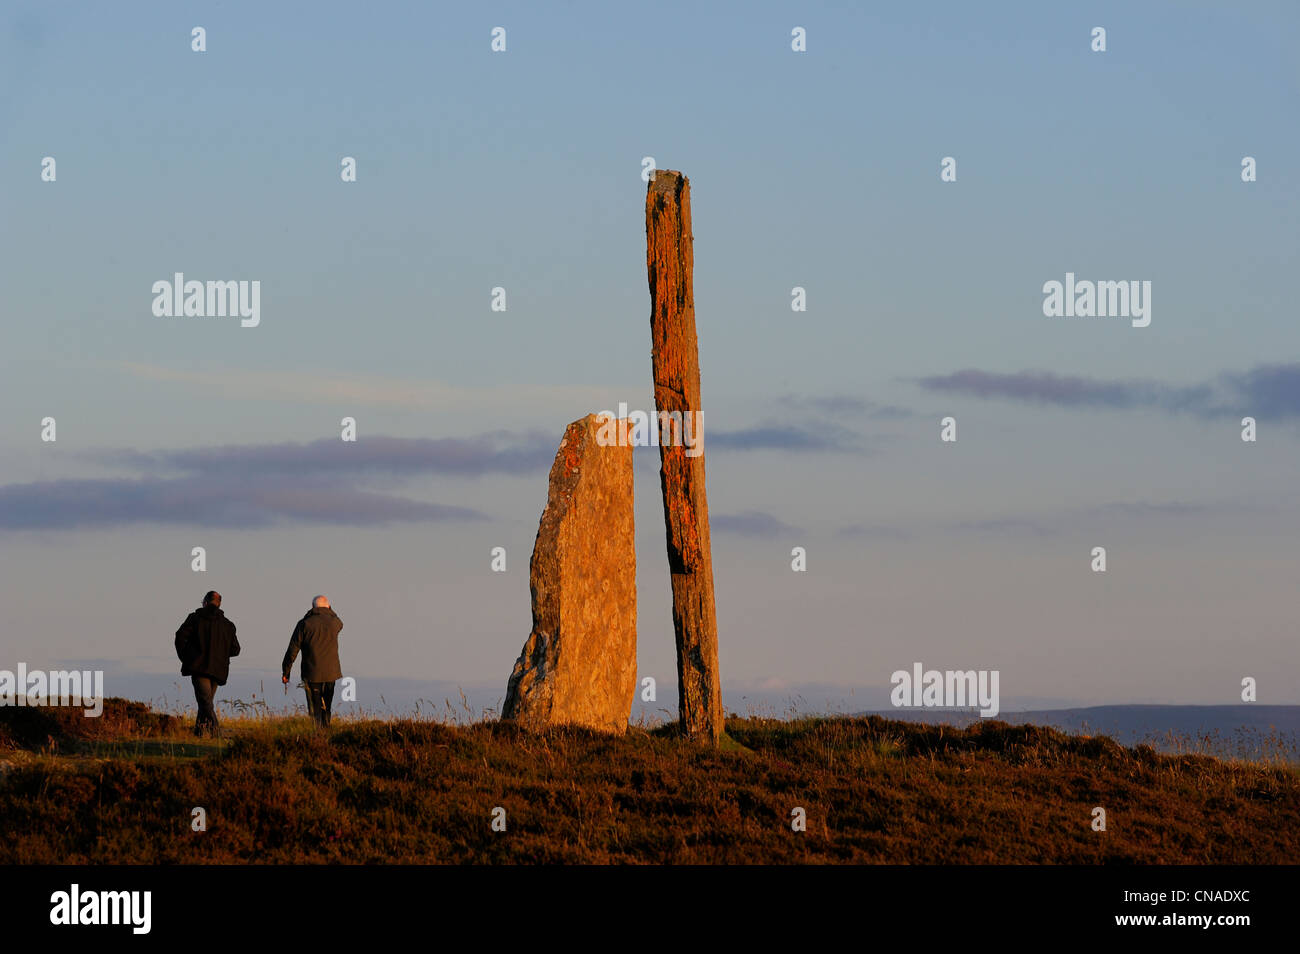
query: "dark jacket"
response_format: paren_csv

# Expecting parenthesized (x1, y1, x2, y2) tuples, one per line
(175, 605, 240, 686)
(282, 607, 344, 683)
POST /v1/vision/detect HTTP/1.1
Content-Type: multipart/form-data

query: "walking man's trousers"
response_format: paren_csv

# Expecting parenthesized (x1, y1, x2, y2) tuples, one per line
(191, 675, 219, 736)
(304, 681, 335, 727)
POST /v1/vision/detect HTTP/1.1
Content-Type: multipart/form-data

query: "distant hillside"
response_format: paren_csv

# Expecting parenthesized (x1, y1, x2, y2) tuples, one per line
(861, 705, 1300, 761)
(1, 699, 1297, 864)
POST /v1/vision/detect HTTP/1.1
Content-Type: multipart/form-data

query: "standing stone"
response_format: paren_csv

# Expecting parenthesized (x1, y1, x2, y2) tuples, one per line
(502, 414, 636, 733)
(646, 169, 724, 744)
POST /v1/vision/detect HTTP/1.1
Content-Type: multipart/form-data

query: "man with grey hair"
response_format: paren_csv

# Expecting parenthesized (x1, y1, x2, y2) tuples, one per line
(281, 595, 344, 727)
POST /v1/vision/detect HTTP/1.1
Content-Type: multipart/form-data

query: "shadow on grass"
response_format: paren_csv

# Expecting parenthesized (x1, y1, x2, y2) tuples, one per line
(75, 738, 227, 760)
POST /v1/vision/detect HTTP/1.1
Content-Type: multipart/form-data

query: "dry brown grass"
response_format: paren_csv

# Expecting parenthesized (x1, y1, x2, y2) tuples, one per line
(1, 699, 1296, 864)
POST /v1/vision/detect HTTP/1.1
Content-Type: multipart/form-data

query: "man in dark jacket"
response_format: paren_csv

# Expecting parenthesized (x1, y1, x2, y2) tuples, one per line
(281, 595, 343, 727)
(174, 590, 240, 737)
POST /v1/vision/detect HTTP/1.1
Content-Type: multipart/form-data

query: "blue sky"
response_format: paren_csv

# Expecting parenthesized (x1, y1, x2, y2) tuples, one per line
(1, 1, 1298, 714)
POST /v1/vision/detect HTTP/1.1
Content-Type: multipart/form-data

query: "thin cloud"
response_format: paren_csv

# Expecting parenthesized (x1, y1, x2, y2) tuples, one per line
(953, 516, 1057, 537)
(112, 361, 613, 413)
(943, 499, 1231, 540)
(4, 432, 559, 530)
(1223, 364, 1300, 419)
(712, 510, 798, 538)
(629, 421, 869, 466)
(836, 523, 911, 541)
(0, 475, 484, 530)
(778, 394, 915, 420)
(779, 394, 871, 413)
(913, 364, 1300, 419)
(709, 422, 867, 453)
(914, 369, 1209, 411)
(865, 405, 915, 421)
(92, 433, 557, 479)
(1094, 501, 1208, 518)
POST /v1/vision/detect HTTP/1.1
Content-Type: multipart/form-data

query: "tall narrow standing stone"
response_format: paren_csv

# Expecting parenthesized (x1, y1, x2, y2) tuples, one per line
(502, 414, 637, 734)
(646, 170, 723, 743)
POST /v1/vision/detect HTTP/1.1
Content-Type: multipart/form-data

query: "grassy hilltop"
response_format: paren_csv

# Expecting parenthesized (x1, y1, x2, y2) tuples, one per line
(1, 699, 1297, 864)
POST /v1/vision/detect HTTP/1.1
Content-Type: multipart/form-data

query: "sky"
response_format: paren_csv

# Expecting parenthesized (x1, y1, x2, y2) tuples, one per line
(1, 1, 1298, 717)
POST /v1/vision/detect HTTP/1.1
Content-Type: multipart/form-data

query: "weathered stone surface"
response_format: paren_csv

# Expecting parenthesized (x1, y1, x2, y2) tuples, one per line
(646, 170, 724, 744)
(502, 414, 636, 733)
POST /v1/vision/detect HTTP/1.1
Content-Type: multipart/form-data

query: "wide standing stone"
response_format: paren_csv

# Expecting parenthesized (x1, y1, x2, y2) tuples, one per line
(502, 414, 636, 733)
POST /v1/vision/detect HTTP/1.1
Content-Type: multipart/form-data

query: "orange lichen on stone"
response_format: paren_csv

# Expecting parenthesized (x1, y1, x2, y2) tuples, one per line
(645, 170, 722, 743)
(501, 415, 636, 734)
